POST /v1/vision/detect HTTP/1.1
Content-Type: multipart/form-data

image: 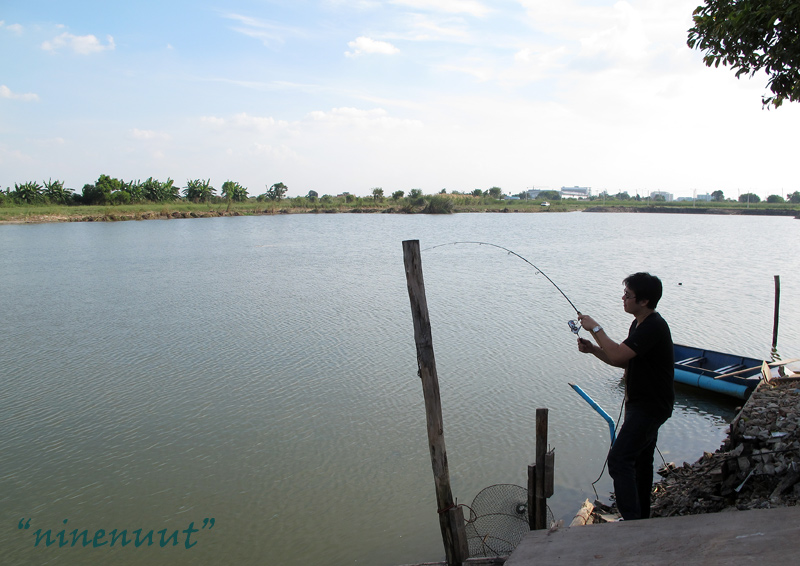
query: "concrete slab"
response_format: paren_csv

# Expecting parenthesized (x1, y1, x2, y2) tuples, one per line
(506, 506, 800, 566)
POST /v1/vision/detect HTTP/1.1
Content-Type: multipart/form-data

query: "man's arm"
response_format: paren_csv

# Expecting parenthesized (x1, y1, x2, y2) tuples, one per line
(577, 315, 637, 368)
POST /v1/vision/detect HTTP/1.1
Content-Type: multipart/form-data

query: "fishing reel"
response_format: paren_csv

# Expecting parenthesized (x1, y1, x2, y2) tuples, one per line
(568, 319, 581, 335)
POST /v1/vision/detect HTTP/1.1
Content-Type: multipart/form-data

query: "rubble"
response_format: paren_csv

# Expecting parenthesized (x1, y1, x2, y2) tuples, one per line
(650, 380, 800, 517)
(580, 379, 800, 524)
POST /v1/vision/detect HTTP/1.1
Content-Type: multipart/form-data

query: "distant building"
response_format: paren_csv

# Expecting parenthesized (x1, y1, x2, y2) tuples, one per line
(560, 186, 591, 199)
(650, 191, 674, 202)
(695, 193, 713, 202)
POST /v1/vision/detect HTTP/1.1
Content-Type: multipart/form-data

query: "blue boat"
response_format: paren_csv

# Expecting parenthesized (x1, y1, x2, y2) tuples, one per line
(673, 344, 767, 400)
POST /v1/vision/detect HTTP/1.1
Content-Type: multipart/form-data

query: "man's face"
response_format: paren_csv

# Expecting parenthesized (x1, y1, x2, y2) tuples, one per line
(622, 286, 641, 314)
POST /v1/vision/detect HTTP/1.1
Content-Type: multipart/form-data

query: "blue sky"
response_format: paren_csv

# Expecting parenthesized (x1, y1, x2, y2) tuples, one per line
(2, 0, 799, 199)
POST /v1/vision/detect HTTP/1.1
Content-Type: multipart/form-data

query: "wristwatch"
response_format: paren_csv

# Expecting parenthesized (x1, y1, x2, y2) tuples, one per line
(592, 325, 603, 333)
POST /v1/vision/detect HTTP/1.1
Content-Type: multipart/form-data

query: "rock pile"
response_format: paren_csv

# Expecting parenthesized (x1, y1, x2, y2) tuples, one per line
(650, 380, 800, 517)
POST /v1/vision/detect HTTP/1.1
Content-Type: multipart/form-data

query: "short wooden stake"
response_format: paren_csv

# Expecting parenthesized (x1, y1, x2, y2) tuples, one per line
(403, 239, 467, 566)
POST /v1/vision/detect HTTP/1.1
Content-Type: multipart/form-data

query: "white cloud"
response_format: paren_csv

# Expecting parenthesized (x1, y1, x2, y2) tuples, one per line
(223, 13, 306, 46)
(390, 0, 491, 17)
(200, 113, 289, 132)
(0, 146, 35, 167)
(1, 21, 23, 34)
(251, 142, 299, 161)
(307, 107, 422, 129)
(200, 116, 227, 127)
(41, 32, 115, 54)
(0, 85, 39, 101)
(398, 12, 471, 41)
(345, 36, 400, 57)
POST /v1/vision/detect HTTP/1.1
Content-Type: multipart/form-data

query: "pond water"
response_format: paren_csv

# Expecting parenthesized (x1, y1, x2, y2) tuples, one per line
(1, 211, 798, 565)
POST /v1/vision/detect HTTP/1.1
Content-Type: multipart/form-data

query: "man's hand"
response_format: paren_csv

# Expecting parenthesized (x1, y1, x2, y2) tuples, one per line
(577, 313, 598, 331)
(577, 337, 594, 354)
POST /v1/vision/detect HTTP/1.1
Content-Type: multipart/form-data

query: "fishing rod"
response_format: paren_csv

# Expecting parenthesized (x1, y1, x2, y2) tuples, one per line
(423, 241, 582, 316)
(425, 240, 616, 447)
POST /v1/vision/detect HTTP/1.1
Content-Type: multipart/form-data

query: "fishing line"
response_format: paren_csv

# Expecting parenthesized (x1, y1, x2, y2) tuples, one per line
(423, 241, 582, 316)
(426, 240, 634, 505)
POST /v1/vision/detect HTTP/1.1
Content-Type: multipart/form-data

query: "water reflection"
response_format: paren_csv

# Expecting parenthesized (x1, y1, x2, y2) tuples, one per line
(0, 213, 798, 566)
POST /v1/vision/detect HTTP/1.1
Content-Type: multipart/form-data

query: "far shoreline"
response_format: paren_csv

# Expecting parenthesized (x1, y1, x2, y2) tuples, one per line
(1, 202, 798, 225)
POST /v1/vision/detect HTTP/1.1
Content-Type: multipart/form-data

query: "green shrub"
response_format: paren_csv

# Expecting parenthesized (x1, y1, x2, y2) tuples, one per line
(422, 195, 454, 214)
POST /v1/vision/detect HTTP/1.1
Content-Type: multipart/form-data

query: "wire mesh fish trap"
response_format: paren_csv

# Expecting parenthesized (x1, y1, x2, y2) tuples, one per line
(464, 484, 553, 558)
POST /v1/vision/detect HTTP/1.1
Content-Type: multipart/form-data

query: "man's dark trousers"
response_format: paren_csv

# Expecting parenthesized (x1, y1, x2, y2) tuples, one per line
(607, 404, 666, 520)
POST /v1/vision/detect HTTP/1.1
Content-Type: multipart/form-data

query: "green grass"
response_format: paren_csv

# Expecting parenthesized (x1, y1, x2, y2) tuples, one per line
(1, 197, 797, 223)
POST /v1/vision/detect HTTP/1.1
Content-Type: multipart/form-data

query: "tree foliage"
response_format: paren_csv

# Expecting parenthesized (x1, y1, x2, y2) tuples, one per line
(537, 190, 561, 201)
(81, 174, 121, 205)
(711, 189, 725, 201)
(265, 182, 288, 201)
(185, 179, 216, 203)
(42, 179, 74, 204)
(739, 192, 761, 203)
(422, 194, 454, 214)
(408, 188, 424, 206)
(221, 180, 248, 202)
(140, 177, 178, 202)
(14, 181, 43, 204)
(688, 0, 800, 107)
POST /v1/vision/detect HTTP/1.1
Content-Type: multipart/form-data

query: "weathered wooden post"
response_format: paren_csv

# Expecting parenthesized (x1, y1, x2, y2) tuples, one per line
(772, 275, 781, 357)
(403, 239, 468, 566)
(528, 408, 554, 530)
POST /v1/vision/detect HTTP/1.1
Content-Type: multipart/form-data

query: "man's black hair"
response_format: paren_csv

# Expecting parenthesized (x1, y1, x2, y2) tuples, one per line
(623, 272, 663, 309)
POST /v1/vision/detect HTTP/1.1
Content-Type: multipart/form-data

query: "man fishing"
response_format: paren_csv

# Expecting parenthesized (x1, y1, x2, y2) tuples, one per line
(576, 272, 674, 520)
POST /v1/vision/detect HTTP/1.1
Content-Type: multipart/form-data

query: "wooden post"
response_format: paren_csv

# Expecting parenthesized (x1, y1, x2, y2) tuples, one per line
(534, 408, 548, 530)
(527, 463, 536, 530)
(403, 240, 467, 566)
(772, 275, 781, 356)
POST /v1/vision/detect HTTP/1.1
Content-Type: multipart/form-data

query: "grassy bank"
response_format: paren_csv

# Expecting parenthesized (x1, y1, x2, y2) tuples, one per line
(1, 197, 799, 224)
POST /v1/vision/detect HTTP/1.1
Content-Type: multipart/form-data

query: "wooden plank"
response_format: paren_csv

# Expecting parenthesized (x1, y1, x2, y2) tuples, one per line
(712, 358, 800, 380)
(570, 499, 594, 527)
(402, 239, 467, 566)
(762, 361, 772, 383)
(544, 450, 555, 498)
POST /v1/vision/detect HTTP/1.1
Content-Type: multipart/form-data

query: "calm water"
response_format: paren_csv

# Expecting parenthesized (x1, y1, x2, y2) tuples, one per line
(1, 212, 798, 565)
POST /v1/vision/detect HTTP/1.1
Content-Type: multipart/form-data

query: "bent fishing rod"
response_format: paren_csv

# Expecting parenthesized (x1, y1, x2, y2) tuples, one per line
(424, 240, 617, 447)
(423, 241, 582, 315)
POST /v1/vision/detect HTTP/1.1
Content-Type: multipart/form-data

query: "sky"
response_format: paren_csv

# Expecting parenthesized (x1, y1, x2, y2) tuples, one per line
(2, 0, 799, 200)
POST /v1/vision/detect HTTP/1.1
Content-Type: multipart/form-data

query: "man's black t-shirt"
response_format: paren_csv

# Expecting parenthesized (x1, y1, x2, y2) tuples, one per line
(622, 311, 674, 419)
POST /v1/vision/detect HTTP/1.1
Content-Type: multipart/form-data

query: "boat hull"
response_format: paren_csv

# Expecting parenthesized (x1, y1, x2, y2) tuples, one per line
(673, 344, 765, 399)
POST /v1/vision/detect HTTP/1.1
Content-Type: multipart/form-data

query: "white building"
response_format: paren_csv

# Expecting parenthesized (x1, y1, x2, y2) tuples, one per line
(560, 186, 591, 199)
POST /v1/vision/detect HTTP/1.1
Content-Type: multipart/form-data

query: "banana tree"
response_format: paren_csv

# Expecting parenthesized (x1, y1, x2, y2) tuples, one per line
(14, 181, 43, 204)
